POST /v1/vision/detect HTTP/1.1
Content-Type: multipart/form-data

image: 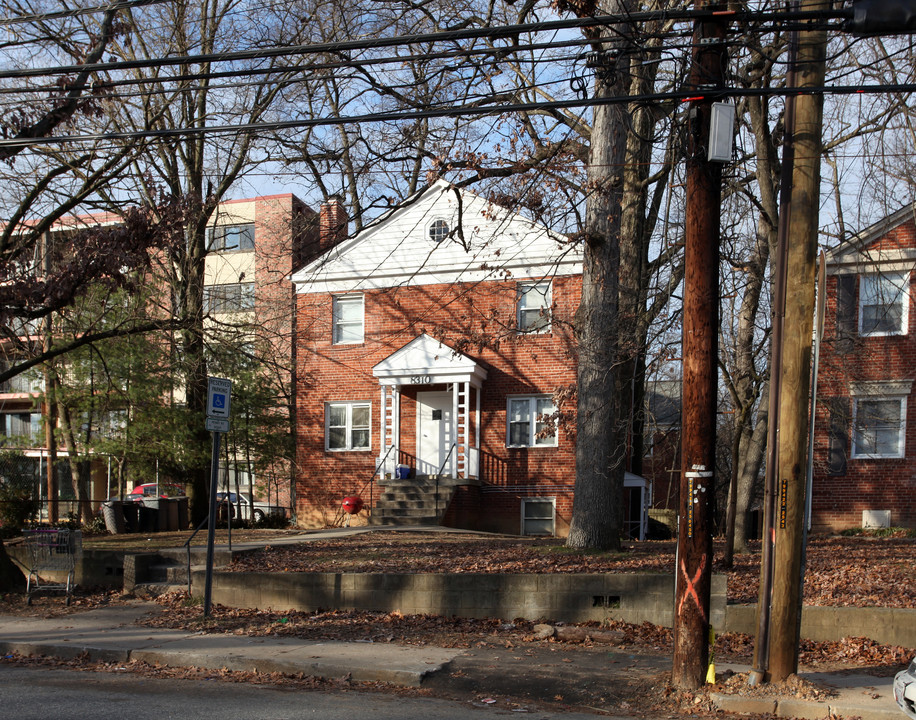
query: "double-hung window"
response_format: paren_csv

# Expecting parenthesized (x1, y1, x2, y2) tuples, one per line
(517, 282, 552, 333)
(332, 295, 364, 344)
(852, 396, 906, 459)
(507, 396, 557, 447)
(326, 402, 370, 451)
(859, 271, 909, 336)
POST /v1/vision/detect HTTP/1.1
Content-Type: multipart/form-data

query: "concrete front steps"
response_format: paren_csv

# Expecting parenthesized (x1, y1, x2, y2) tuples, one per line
(369, 476, 461, 526)
(124, 547, 232, 598)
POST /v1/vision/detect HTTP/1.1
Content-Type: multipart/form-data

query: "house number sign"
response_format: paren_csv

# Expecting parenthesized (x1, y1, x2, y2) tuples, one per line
(410, 375, 433, 384)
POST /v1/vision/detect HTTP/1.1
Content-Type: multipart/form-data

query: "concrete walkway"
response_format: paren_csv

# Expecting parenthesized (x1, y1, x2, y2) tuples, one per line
(0, 601, 904, 719)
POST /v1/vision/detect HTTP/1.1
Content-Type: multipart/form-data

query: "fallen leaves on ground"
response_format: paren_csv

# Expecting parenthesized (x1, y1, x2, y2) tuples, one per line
(140, 591, 912, 670)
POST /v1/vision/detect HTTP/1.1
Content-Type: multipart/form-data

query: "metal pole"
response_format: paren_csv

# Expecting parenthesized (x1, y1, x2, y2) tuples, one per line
(203, 430, 221, 617)
(805, 254, 827, 532)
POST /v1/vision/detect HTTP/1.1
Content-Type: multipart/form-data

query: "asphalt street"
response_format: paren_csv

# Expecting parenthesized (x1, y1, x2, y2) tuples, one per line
(0, 665, 630, 720)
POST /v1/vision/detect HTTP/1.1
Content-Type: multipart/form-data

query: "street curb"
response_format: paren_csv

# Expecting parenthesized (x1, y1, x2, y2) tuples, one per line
(0, 638, 458, 688)
(0, 640, 130, 664)
(710, 690, 903, 720)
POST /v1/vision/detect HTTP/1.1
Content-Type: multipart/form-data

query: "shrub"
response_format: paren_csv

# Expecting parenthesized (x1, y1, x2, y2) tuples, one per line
(0, 460, 40, 537)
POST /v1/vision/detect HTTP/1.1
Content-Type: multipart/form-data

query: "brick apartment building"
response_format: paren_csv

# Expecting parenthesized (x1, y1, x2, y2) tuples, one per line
(813, 204, 916, 531)
(1, 193, 324, 515)
(291, 179, 651, 537)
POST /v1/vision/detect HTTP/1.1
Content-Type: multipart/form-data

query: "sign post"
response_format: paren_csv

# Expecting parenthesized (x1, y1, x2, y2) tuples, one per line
(203, 377, 231, 617)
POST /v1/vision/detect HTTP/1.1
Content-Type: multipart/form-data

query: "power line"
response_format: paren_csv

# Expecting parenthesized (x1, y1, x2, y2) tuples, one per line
(2, 80, 913, 153)
(0, 0, 169, 28)
(0, 9, 850, 81)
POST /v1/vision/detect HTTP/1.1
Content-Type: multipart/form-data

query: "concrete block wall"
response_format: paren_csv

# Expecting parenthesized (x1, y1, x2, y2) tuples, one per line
(193, 570, 727, 628)
(726, 603, 916, 648)
(6, 545, 125, 588)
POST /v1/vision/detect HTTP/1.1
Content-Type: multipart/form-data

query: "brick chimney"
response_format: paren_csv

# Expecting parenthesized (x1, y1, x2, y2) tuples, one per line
(319, 195, 347, 251)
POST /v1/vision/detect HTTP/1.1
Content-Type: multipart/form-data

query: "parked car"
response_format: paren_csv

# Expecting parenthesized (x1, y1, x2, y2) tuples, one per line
(215, 492, 284, 522)
(128, 483, 185, 501)
(896, 656, 916, 719)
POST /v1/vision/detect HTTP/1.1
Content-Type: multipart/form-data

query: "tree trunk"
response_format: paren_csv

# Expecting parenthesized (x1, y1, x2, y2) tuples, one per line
(567, 37, 631, 550)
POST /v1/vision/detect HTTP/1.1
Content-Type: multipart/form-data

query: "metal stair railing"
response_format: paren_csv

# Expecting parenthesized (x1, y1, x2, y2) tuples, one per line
(182, 498, 234, 594)
(435, 443, 457, 518)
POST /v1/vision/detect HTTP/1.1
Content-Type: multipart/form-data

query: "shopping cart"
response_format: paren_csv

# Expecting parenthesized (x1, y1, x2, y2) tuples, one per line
(22, 528, 82, 606)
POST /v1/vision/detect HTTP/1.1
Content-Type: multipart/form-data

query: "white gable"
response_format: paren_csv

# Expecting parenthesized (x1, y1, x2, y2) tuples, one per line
(372, 334, 487, 387)
(292, 179, 581, 294)
(826, 205, 916, 275)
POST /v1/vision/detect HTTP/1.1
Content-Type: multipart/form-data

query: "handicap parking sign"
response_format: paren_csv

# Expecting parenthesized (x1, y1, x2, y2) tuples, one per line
(207, 377, 232, 418)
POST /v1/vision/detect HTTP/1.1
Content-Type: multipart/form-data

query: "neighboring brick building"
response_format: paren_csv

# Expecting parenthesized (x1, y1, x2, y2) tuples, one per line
(812, 205, 916, 532)
(2, 193, 324, 517)
(201, 194, 320, 509)
(292, 180, 651, 537)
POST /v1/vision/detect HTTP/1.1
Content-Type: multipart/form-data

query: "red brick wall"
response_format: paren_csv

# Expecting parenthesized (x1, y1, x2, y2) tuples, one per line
(294, 275, 581, 532)
(812, 237, 916, 531)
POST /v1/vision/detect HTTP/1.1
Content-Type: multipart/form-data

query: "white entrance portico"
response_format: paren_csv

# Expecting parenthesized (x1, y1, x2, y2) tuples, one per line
(372, 334, 487, 480)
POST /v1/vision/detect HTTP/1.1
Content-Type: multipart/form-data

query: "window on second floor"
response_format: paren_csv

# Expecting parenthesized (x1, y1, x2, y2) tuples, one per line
(517, 282, 552, 333)
(204, 283, 255, 314)
(507, 395, 557, 447)
(208, 223, 255, 253)
(859, 271, 909, 336)
(332, 294, 364, 344)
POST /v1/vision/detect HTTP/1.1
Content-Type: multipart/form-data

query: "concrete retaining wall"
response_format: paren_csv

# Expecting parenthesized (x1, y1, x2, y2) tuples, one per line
(6, 545, 125, 588)
(193, 570, 728, 628)
(725, 603, 916, 648)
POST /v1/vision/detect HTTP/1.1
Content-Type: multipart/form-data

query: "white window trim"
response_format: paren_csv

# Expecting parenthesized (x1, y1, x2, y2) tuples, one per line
(325, 401, 372, 452)
(332, 294, 365, 345)
(858, 271, 910, 337)
(517, 281, 552, 334)
(851, 394, 907, 460)
(521, 497, 556, 536)
(506, 395, 557, 448)
(428, 218, 450, 243)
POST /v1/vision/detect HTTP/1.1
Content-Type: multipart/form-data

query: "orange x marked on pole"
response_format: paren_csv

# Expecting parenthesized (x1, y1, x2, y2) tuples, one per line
(679, 555, 707, 621)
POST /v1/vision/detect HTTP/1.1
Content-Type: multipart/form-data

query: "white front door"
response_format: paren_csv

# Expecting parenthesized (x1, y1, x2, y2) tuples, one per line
(417, 391, 454, 476)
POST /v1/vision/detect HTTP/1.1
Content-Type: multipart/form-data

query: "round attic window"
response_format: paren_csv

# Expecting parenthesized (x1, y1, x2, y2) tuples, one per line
(428, 219, 450, 243)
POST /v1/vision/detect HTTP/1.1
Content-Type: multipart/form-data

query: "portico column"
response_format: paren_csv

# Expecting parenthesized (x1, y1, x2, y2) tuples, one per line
(379, 385, 388, 464)
(463, 381, 471, 479)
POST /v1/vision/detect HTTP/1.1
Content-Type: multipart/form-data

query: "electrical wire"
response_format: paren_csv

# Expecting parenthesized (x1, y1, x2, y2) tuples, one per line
(0, 9, 850, 81)
(2, 78, 913, 153)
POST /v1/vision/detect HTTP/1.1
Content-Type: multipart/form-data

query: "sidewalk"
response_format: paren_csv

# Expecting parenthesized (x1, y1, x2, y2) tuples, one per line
(0, 601, 904, 719)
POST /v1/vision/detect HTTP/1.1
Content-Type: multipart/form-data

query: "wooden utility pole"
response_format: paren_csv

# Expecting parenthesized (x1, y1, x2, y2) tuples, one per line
(764, 9, 828, 682)
(672, 5, 728, 690)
